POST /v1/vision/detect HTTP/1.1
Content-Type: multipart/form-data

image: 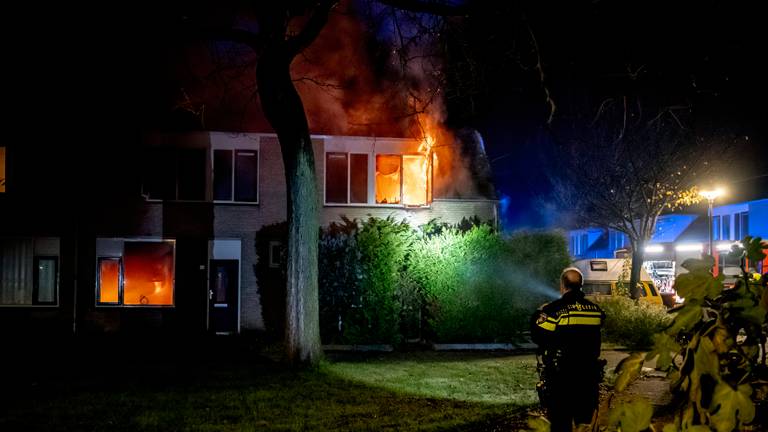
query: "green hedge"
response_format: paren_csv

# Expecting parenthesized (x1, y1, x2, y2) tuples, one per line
(596, 296, 672, 349)
(316, 217, 569, 345)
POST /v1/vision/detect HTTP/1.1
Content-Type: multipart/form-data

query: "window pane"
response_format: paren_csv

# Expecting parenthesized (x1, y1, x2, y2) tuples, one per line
(713, 216, 721, 241)
(375, 155, 401, 204)
(0, 239, 34, 305)
(123, 242, 174, 306)
(722, 215, 731, 240)
(402, 154, 428, 206)
(234, 150, 258, 202)
(741, 213, 749, 238)
(35, 257, 57, 304)
(144, 148, 176, 200)
(325, 153, 348, 203)
(213, 264, 229, 303)
(583, 283, 611, 295)
(350, 154, 368, 204)
(177, 149, 206, 201)
(98, 258, 120, 304)
(213, 149, 233, 200)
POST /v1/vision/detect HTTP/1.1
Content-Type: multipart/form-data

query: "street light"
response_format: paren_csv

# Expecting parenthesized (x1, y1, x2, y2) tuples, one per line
(700, 187, 725, 257)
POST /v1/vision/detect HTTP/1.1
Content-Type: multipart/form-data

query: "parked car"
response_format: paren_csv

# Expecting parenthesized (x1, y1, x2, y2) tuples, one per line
(573, 258, 664, 306)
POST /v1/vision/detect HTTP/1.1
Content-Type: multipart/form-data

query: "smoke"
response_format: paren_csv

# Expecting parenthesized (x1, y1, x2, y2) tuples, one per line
(290, 1, 483, 199)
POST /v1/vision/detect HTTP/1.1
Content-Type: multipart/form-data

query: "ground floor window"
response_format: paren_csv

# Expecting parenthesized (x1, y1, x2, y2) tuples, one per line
(96, 239, 175, 306)
(0, 238, 60, 306)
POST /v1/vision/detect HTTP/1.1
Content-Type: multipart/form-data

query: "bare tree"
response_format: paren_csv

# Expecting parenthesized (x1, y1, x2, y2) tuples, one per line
(550, 99, 717, 298)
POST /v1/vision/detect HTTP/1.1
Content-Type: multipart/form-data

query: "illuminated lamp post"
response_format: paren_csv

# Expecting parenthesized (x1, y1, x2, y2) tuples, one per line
(699, 188, 725, 257)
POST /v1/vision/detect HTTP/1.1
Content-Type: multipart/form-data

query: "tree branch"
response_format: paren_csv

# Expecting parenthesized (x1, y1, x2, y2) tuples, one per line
(285, 0, 339, 57)
(377, 0, 470, 16)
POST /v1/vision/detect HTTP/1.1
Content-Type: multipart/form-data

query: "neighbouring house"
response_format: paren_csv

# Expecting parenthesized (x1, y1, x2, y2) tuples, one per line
(567, 198, 768, 294)
(0, 132, 498, 336)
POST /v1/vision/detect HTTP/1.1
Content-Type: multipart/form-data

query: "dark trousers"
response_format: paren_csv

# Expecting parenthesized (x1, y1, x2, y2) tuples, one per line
(542, 377, 599, 432)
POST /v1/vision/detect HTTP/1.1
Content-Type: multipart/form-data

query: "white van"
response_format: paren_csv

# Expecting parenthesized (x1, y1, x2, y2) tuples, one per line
(573, 258, 663, 306)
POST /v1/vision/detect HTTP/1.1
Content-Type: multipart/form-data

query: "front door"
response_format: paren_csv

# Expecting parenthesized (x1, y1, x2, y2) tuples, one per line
(208, 259, 238, 334)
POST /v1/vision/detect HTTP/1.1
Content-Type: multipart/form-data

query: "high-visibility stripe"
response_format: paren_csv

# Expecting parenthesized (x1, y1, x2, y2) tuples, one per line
(558, 316, 602, 326)
(537, 321, 557, 331)
(563, 310, 603, 317)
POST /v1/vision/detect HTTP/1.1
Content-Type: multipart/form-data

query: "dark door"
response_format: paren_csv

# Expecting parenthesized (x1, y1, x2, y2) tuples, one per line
(209, 259, 239, 334)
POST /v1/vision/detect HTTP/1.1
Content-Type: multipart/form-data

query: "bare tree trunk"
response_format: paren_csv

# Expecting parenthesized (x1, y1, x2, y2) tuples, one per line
(257, 48, 321, 367)
(629, 238, 645, 300)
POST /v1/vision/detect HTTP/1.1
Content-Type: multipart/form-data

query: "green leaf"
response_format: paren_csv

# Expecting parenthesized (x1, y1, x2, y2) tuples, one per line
(662, 423, 678, 432)
(709, 382, 755, 432)
(693, 336, 719, 377)
(527, 415, 550, 432)
(681, 256, 715, 273)
(740, 304, 767, 326)
(744, 236, 766, 263)
(666, 301, 703, 335)
(614, 352, 645, 392)
(607, 399, 653, 432)
(646, 332, 681, 370)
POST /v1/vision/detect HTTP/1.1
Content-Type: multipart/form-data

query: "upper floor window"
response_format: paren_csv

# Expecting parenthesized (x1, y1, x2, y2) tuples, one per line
(734, 211, 749, 240)
(0, 237, 60, 306)
(722, 214, 731, 240)
(142, 148, 206, 201)
(375, 153, 433, 206)
(96, 239, 175, 307)
(325, 152, 368, 204)
(712, 215, 721, 241)
(214, 149, 259, 203)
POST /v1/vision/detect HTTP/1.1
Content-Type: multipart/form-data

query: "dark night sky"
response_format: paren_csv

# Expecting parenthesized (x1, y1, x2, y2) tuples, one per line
(4, 1, 766, 228)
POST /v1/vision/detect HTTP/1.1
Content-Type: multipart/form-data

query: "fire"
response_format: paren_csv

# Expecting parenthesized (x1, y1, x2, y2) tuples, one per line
(402, 114, 439, 206)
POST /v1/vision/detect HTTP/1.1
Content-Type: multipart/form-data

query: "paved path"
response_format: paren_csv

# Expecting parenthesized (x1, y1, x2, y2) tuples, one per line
(596, 349, 674, 429)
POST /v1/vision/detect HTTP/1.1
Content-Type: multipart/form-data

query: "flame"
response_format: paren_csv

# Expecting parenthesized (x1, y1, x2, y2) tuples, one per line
(402, 114, 439, 206)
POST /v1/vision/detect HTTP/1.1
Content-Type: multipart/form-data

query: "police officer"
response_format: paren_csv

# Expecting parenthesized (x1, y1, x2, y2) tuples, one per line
(531, 267, 606, 431)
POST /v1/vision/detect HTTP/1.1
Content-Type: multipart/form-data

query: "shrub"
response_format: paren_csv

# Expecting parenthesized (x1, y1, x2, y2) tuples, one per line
(597, 296, 671, 349)
(319, 217, 413, 345)
(409, 227, 566, 343)
(316, 218, 570, 345)
(318, 218, 361, 344)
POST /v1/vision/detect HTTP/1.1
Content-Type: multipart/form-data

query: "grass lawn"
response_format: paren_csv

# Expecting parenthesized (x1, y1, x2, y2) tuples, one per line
(0, 342, 538, 431)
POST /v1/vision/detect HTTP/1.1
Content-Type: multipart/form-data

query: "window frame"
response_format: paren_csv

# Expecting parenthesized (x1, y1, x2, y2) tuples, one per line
(323, 151, 371, 206)
(141, 147, 207, 203)
(96, 257, 122, 306)
(95, 239, 176, 308)
(212, 147, 260, 205)
(0, 237, 61, 308)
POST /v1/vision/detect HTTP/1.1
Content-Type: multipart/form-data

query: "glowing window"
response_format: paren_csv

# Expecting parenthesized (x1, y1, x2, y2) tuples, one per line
(98, 258, 120, 304)
(0, 146, 5, 193)
(376, 155, 401, 204)
(96, 241, 174, 307)
(402, 154, 428, 206)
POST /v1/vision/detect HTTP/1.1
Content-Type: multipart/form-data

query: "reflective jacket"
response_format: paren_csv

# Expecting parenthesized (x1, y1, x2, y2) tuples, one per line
(531, 290, 605, 372)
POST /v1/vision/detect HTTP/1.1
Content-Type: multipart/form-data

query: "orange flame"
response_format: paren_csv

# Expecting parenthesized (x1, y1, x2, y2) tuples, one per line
(402, 114, 440, 206)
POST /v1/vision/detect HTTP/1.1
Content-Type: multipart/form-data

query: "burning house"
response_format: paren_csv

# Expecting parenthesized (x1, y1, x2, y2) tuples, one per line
(0, 127, 497, 336)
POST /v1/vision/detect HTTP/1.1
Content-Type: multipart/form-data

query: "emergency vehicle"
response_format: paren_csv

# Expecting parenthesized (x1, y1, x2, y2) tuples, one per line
(573, 258, 663, 306)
